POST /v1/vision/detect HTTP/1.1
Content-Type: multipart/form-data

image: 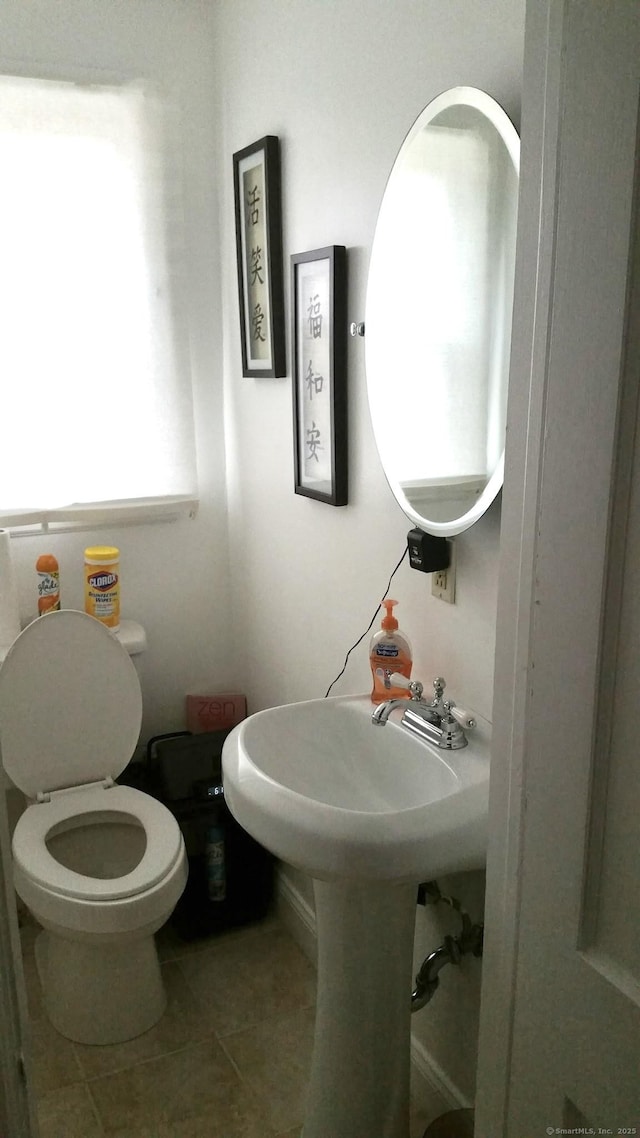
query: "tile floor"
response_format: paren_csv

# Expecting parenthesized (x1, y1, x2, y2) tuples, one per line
(20, 909, 442, 1138)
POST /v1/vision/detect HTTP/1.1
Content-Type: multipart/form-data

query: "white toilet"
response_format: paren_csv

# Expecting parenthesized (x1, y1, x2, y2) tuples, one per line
(0, 609, 188, 1046)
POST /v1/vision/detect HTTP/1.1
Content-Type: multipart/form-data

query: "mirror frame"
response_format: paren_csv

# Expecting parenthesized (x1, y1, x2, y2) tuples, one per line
(365, 86, 520, 536)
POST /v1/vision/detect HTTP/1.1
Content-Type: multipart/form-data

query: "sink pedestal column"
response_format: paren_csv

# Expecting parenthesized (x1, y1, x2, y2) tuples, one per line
(303, 879, 417, 1138)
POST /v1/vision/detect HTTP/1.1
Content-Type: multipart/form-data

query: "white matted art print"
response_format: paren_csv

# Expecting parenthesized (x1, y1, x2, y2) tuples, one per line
(233, 136, 286, 377)
(291, 246, 347, 505)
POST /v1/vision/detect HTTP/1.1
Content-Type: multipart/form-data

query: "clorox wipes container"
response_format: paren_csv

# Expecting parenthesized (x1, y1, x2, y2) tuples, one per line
(84, 546, 120, 631)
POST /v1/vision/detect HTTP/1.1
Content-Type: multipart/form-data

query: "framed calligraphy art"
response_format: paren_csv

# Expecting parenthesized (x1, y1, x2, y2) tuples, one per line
(291, 246, 348, 505)
(233, 136, 286, 377)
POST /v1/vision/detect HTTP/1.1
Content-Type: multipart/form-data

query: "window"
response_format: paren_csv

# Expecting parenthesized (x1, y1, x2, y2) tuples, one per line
(0, 74, 197, 529)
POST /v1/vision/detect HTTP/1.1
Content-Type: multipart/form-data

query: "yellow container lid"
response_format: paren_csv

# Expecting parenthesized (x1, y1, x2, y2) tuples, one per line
(84, 546, 120, 561)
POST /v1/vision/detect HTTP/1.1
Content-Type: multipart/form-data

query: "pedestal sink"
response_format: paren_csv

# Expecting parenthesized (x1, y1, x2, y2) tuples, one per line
(222, 694, 490, 1138)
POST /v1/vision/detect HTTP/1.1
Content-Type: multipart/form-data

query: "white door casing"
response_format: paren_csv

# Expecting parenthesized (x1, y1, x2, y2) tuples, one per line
(0, 766, 38, 1137)
(477, 0, 640, 1133)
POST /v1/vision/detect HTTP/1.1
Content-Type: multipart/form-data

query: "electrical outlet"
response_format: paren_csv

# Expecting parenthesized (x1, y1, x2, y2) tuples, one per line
(431, 541, 456, 603)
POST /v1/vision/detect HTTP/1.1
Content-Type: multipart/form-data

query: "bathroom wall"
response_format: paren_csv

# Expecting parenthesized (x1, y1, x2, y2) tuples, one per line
(214, 0, 524, 1106)
(0, 0, 233, 740)
(0, 0, 526, 1111)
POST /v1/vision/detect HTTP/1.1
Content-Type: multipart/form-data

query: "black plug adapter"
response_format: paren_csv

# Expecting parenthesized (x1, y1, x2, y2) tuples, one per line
(407, 528, 450, 573)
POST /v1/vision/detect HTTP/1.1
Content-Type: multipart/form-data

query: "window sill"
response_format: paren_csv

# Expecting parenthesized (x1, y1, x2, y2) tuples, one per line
(0, 496, 199, 535)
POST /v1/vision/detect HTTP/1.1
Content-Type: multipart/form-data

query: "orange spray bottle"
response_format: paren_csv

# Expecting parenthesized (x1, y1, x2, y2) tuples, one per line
(36, 553, 60, 615)
(369, 598, 413, 704)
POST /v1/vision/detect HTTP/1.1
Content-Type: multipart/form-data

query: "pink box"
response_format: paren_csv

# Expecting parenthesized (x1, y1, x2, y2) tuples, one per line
(185, 692, 247, 734)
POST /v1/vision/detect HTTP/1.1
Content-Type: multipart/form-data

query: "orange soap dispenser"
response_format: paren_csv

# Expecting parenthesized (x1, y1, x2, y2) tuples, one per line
(369, 598, 413, 704)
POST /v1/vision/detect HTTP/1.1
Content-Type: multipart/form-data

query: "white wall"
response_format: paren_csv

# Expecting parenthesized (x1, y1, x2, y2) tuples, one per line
(218, 1, 523, 723)
(214, 0, 524, 1105)
(0, 0, 234, 739)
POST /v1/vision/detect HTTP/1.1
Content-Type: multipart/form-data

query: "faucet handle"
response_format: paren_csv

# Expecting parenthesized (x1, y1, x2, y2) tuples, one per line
(439, 699, 476, 749)
(387, 672, 424, 699)
(442, 700, 476, 731)
(429, 677, 447, 715)
(432, 677, 446, 701)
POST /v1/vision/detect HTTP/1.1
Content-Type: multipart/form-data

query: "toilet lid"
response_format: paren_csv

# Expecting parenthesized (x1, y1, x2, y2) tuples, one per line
(0, 610, 142, 798)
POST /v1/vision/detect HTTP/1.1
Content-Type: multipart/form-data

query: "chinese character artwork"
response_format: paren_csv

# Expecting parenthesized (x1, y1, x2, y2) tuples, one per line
(307, 293, 323, 339)
(242, 163, 270, 362)
(306, 421, 323, 462)
(292, 246, 347, 506)
(252, 303, 266, 343)
(297, 262, 332, 487)
(234, 136, 286, 377)
(247, 183, 261, 226)
(250, 245, 264, 286)
(305, 360, 324, 399)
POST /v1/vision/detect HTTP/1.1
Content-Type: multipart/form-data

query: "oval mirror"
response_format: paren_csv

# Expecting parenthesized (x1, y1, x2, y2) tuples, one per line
(365, 87, 519, 536)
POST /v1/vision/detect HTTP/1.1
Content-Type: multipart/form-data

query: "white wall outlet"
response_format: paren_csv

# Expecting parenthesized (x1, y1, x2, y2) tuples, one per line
(431, 541, 456, 603)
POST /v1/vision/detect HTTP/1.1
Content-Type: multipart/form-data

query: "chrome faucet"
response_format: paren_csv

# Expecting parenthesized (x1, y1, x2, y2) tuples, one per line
(371, 676, 431, 724)
(372, 674, 475, 750)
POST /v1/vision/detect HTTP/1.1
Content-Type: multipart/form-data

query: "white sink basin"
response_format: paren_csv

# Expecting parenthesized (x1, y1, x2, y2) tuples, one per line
(222, 693, 490, 883)
(222, 692, 491, 1138)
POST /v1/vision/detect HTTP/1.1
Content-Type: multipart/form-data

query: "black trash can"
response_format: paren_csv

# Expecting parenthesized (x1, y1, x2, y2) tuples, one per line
(124, 729, 274, 941)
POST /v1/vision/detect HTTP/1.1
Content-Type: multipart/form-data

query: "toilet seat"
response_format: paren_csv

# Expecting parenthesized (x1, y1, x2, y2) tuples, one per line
(12, 784, 183, 901)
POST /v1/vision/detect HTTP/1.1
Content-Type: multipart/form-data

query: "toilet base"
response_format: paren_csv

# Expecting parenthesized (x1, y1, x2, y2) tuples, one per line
(35, 927, 166, 1045)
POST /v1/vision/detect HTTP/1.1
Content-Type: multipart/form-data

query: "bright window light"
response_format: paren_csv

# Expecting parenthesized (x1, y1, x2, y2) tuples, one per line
(0, 75, 197, 525)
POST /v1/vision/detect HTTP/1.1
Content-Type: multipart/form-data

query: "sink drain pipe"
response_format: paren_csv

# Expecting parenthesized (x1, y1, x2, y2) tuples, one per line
(411, 881, 484, 1013)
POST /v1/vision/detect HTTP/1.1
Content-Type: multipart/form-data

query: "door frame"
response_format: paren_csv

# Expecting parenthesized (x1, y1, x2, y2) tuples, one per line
(476, 0, 640, 1131)
(475, 1, 564, 1126)
(0, 767, 38, 1137)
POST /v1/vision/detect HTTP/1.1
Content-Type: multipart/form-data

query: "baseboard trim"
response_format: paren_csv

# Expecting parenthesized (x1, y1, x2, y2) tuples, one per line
(275, 865, 317, 966)
(410, 1034, 473, 1112)
(276, 867, 472, 1113)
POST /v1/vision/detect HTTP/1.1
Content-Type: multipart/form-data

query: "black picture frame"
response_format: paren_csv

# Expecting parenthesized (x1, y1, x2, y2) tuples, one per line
(233, 135, 286, 378)
(291, 245, 348, 506)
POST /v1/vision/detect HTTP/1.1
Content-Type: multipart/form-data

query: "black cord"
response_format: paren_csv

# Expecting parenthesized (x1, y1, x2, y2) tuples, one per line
(324, 546, 409, 698)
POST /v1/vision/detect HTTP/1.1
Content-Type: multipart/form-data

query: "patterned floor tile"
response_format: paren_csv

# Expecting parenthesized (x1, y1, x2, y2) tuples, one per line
(179, 926, 316, 1036)
(73, 961, 212, 1079)
(37, 1082, 102, 1138)
(88, 1036, 272, 1137)
(222, 1006, 315, 1133)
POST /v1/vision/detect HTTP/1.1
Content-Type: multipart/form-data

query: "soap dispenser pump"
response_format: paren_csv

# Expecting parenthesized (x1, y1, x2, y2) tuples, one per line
(369, 598, 413, 705)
